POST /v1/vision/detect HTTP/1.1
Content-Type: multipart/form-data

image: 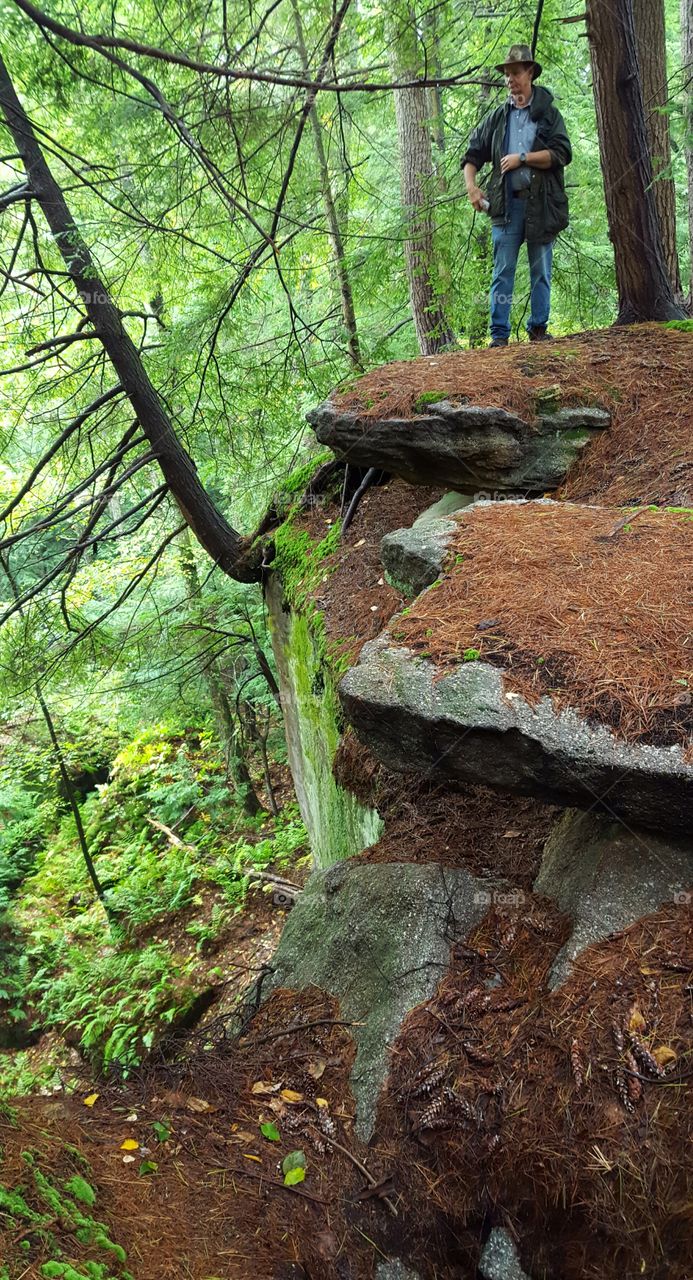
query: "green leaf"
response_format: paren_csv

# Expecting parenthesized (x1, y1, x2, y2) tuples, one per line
(152, 1120, 171, 1143)
(284, 1166, 306, 1186)
(139, 1160, 158, 1176)
(260, 1121, 280, 1142)
(282, 1149, 306, 1175)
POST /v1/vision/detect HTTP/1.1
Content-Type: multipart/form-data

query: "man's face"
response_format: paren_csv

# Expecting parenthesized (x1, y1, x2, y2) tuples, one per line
(505, 63, 534, 106)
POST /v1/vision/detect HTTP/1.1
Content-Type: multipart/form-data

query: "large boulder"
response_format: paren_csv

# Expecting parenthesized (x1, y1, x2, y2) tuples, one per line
(307, 399, 609, 494)
(339, 638, 693, 837)
(535, 810, 692, 986)
(267, 860, 488, 1139)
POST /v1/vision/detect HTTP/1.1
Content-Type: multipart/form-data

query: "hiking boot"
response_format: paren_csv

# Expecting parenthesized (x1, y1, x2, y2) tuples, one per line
(527, 326, 552, 342)
(488, 337, 508, 348)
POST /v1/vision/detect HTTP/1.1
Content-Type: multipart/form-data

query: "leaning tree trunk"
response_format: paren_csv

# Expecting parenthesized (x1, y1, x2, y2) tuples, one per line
(0, 53, 261, 582)
(291, 0, 362, 370)
(586, 0, 685, 322)
(388, 4, 455, 354)
(683, 0, 693, 305)
(632, 0, 683, 298)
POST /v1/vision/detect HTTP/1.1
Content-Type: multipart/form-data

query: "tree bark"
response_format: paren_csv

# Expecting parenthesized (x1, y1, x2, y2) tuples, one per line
(0, 53, 262, 583)
(586, 0, 685, 322)
(683, 0, 693, 304)
(388, 4, 455, 353)
(291, 0, 362, 370)
(632, 0, 683, 297)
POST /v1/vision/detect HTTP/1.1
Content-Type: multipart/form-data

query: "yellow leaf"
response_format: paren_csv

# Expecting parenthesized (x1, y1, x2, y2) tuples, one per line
(120, 1139, 139, 1151)
(316, 1098, 329, 1109)
(243, 1153, 262, 1162)
(629, 1008, 646, 1033)
(280, 1089, 303, 1104)
(251, 1081, 278, 1096)
(653, 1045, 677, 1068)
(83, 1094, 99, 1108)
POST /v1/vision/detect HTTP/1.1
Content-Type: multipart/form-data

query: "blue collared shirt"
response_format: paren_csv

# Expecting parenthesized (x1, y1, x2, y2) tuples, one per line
(506, 94, 538, 190)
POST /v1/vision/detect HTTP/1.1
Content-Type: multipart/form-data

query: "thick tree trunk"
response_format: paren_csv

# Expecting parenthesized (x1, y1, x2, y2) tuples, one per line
(388, 4, 455, 354)
(632, 0, 683, 297)
(291, 0, 362, 370)
(586, 0, 685, 322)
(0, 53, 261, 582)
(683, 0, 693, 304)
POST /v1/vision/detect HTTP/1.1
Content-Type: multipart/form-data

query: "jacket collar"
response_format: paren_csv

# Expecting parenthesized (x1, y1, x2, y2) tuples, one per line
(504, 83, 554, 120)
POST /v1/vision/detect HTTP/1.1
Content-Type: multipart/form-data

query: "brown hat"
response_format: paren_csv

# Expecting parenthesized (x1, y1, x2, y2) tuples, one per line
(495, 43, 542, 80)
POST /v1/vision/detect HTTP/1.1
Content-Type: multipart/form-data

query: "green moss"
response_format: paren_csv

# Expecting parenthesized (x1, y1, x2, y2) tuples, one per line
(279, 449, 334, 498)
(413, 390, 446, 413)
(661, 319, 693, 332)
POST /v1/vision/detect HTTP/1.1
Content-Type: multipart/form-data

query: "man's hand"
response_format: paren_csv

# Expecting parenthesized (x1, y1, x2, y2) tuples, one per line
(500, 153, 522, 175)
(467, 184, 487, 212)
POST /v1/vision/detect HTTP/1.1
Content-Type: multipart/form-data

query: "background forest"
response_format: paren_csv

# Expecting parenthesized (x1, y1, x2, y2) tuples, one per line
(0, 0, 691, 1094)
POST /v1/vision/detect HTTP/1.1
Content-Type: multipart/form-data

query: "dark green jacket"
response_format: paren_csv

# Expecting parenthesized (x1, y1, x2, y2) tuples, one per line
(461, 85, 572, 243)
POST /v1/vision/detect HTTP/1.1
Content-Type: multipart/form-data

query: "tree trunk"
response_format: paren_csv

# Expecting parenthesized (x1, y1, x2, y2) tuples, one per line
(632, 0, 683, 297)
(291, 0, 362, 370)
(586, 0, 685, 322)
(0, 53, 261, 583)
(388, 4, 455, 353)
(682, 0, 693, 304)
(178, 533, 264, 817)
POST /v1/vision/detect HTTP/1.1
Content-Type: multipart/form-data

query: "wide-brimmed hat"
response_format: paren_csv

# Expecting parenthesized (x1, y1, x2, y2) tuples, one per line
(495, 43, 542, 79)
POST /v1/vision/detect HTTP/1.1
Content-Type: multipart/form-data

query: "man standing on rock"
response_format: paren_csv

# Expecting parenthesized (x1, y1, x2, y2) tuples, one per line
(462, 44, 572, 347)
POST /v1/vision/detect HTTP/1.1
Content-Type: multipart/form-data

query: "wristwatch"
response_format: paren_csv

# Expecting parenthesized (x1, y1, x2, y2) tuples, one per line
(520, 152, 527, 165)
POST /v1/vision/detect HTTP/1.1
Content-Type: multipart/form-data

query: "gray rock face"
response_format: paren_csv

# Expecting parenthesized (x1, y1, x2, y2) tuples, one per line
(375, 1262, 421, 1280)
(535, 810, 692, 987)
(267, 860, 488, 1139)
(339, 638, 693, 837)
(307, 397, 609, 494)
(479, 1229, 532, 1280)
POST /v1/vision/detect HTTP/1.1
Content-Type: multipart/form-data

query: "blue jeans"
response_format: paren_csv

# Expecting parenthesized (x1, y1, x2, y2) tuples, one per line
(490, 195, 553, 341)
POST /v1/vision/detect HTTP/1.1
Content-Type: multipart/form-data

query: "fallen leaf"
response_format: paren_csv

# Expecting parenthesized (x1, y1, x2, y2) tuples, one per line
(229, 1130, 256, 1144)
(260, 1122, 281, 1142)
(316, 1098, 329, 1109)
(83, 1094, 99, 1108)
(243, 1153, 262, 1163)
(280, 1089, 303, 1104)
(152, 1121, 171, 1143)
(503, 830, 521, 839)
(282, 1150, 306, 1175)
(186, 1097, 214, 1113)
(629, 1007, 646, 1033)
(122, 1155, 137, 1164)
(307, 1057, 326, 1081)
(251, 1080, 279, 1096)
(653, 1045, 677, 1068)
(125, 1112, 138, 1122)
(284, 1166, 306, 1185)
(120, 1139, 139, 1151)
(138, 1160, 158, 1176)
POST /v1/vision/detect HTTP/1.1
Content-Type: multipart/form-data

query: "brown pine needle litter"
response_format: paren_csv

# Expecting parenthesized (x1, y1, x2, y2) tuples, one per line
(331, 324, 693, 507)
(391, 502, 693, 749)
